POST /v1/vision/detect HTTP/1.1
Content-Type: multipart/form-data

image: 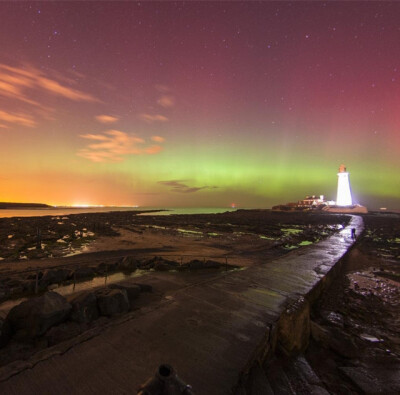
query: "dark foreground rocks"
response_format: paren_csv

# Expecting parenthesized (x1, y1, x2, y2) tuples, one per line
(6, 292, 71, 339)
(0, 281, 152, 355)
(96, 288, 130, 316)
(68, 291, 99, 323)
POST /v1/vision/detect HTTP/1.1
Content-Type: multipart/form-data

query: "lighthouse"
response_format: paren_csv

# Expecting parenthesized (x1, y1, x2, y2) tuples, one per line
(336, 164, 352, 206)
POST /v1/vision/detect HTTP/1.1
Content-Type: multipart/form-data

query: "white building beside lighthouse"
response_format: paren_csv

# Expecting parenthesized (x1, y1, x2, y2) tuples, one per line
(336, 164, 352, 206)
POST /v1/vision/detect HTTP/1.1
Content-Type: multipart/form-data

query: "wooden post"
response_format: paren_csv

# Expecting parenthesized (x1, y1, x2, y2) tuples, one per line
(225, 257, 228, 271)
(73, 268, 77, 291)
(35, 270, 39, 294)
(36, 227, 42, 250)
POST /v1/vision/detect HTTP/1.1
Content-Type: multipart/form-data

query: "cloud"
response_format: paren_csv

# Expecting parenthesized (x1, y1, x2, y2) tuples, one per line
(158, 180, 217, 194)
(0, 64, 99, 127)
(95, 115, 119, 124)
(145, 145, 163, 154)
(77, 130, 164, 162)
(151, 135, 165, 143)
(157, 95, 175, 108)
(139, 113, 168, 123)
(0, 110, 36, 127)
(0, 64, 98, 103)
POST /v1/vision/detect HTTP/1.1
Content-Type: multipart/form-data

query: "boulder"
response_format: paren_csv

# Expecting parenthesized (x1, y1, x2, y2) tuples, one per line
(188, 259, 204, 269)
(188, 259, 221, 269)
(203, 260, 222, 269)
(22, 280, 36, 293)
(109, 283, 140, 305)
(311, 321, 360, 358)
(96, 288, 129, 316)
(117, 256, 139, 272)
(6, 292, 72, 339)
(143, 256, 179, 271)
(72, 267, 95, 280)
(27, 271, 43, 280)
(320, 310, 344, 328)
(68, 291, 99, 323)
(133, 283, 153, 293)
(39, 268, 72, 288)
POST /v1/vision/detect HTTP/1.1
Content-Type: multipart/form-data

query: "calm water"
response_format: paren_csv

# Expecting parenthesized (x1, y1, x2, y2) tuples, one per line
(0, 207, 237, 219)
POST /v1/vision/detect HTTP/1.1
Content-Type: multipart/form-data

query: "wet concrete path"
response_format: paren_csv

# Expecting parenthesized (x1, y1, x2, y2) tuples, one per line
(0, 216, 363, 394)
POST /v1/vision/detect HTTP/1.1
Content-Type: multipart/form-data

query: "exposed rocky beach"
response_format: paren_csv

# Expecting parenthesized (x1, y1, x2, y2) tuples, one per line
(0, 210, 398, 393)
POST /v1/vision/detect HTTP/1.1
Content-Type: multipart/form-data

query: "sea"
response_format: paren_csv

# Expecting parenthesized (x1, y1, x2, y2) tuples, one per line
(0, 207, 238, 219)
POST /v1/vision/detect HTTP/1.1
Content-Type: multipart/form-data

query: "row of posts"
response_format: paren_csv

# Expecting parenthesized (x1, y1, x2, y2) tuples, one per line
(29, 255, 229, 295)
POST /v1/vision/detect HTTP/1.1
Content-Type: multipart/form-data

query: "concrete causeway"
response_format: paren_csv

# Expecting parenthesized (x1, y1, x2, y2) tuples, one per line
(0, 216, 363, 394)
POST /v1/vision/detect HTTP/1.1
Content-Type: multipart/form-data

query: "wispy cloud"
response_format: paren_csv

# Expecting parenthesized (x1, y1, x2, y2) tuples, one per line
(0, 110, 36, 127)
(139, 113, 168, 123)
(145, 145, 163, 154)
(77, 130, 164, 162)
(158, 180, 217, 194)
(0, 64, 98, 103)
(0, 63, 99, 127)
(157, 95, 175, 108)
(151, 135, 165, 143)
(95, 114, 119, 124)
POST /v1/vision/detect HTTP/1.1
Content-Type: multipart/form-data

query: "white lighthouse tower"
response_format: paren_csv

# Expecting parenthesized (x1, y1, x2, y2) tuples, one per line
(336, 164, 352, 206)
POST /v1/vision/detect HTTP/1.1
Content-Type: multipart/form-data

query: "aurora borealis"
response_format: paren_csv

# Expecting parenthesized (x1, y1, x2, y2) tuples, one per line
(0, 2, 399, 209)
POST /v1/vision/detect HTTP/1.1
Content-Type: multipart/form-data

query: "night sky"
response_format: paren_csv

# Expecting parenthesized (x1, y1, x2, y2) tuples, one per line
(0, 2, 399, 209)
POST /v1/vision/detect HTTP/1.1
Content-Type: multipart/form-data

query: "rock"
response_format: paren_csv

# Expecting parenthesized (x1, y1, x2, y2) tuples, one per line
(117, 256, 139, 272)
(278, 296, 310, 354)
(310, 321, 331, 344)
(27, 271, 43, 280)
(339, 366, 400, 394)
(188, 259, 204, 269)
(134, 283, 153, 293)
(204, 260, 222, 269)
(6, 292, 72, 339)
(327, 328, 361, 359)
(95, 262, 108, 274)
(109, 283, 140, 305)
(39, 268, 72, 288)
(96, 288, 129, 316)
(188, 259, 222, 270)
(72, 267, 95, 280)
(151, 256, 179, 271)
(311, 322, 360, 359)
(320, 310, 344, 328)
(22, 280, 36, 293)
(68, 291, 99, 323)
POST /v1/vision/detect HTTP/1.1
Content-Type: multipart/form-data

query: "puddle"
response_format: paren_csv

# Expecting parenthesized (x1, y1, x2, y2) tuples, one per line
(298, 241, 313, 246)
(177, 228, 203, 235)
(283, 245, 298, 250)
(259, 235, 276, 240)
(281, 228, 303, 235)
